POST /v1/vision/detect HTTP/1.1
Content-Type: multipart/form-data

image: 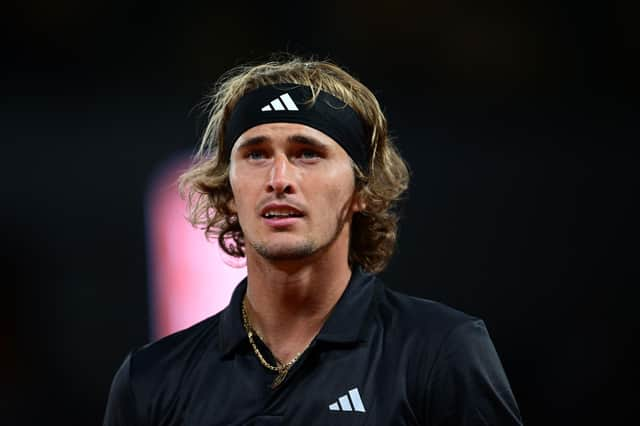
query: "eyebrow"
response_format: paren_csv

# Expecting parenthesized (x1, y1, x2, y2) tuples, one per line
(235, 134, 328, 150)
(287, 134, 327, 149)
(235, 135, 268, 150)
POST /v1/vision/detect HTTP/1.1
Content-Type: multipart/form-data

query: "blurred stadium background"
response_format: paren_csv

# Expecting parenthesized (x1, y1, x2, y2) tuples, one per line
(2, 1, 637, 424)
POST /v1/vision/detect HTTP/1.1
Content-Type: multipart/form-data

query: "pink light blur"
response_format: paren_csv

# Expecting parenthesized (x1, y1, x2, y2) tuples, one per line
(146, 156, 246, 339)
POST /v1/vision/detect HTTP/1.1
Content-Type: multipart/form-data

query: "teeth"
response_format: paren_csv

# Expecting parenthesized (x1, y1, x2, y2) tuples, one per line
(263, 209, 301, 218)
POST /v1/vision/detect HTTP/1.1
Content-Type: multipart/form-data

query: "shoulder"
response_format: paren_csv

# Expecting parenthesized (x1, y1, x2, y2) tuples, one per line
(372, 280, 522, 424)
(103, 313, 223, 425)
(373, 280, 493, 384)
(376, 281, 481, 345)
(128, 312, 222, 384)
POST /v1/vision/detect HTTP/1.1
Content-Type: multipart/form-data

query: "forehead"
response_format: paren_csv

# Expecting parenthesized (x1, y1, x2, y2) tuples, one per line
(232, 122, 342, 151)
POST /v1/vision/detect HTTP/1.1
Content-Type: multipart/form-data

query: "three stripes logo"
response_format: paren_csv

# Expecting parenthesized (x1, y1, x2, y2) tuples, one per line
(328, 387, 366, 413)
(261, 93, 299, 112)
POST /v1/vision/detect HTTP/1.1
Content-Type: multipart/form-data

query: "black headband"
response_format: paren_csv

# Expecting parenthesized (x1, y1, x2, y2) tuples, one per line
(224, 84, 368, 171)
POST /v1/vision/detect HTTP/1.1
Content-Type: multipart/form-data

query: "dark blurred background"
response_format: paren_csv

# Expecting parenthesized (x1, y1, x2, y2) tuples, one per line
(3, 1, 638, 424)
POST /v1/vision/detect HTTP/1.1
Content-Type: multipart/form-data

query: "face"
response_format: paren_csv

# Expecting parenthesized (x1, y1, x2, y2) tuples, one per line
(229, 123, 361, 262)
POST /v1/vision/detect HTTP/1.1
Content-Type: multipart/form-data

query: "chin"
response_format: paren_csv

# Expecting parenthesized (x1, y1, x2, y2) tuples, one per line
(251, 240, 317, 261)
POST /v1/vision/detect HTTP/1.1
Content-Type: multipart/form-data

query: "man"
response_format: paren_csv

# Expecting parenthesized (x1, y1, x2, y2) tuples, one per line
(104, 57, 523, 425)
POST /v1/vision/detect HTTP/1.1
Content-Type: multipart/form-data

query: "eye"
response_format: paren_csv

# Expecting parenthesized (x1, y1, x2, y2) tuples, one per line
(299, 150, 320, 160)
(247, 150, 266, 160)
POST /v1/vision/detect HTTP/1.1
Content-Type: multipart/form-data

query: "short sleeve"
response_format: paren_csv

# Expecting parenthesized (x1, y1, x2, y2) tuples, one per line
(103, 352, 140, 426)
(424, 320, 523, 425)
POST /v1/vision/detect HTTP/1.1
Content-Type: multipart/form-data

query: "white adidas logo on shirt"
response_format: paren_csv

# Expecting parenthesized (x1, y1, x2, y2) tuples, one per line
(261, 93, 299, 111)
(328, 387, 366, 413)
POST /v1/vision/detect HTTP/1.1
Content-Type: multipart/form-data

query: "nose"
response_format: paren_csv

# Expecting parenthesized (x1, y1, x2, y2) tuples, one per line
(267, 153, 295, 195)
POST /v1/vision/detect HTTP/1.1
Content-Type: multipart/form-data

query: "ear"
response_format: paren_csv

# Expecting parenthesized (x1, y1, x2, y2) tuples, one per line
(351, 191, 366, 213)
(227, 197, 237, 214)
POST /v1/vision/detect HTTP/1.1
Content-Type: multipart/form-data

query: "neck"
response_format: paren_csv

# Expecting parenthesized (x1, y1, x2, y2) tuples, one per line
(243, 245, 353, 364)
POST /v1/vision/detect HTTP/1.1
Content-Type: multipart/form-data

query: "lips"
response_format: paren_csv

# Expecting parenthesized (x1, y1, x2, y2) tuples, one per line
(259, 203, 305, 228)
(260, 203, 304, 219)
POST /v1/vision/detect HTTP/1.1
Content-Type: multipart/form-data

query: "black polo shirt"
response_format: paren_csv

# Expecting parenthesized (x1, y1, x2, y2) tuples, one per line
(104, 267, 522, 425)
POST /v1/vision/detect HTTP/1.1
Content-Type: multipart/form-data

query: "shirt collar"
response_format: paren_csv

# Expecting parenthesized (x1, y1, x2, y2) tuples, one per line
(219, 277, 249, 356)
(315, 266, 378, 344)
(219, 266, 379, 356)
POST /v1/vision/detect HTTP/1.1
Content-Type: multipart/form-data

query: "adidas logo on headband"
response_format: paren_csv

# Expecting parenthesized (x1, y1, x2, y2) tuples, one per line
(261, 93, 299, 112)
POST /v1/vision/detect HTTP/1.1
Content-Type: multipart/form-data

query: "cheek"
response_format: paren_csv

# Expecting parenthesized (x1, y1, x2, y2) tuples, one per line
(228, 178, 239, 213)
(313, 172, 356, 215)
(229, 164, 250, 199)
(229, 178, 250, 216)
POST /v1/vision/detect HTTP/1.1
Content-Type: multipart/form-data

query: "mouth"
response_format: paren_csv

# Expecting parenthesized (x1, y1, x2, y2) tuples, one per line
(260, 204, 305, 226)
(261, 208, 304, 218)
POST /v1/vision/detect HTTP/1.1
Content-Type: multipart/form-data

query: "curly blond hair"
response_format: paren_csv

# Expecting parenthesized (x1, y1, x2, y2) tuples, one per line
(179, 55, 409, 273)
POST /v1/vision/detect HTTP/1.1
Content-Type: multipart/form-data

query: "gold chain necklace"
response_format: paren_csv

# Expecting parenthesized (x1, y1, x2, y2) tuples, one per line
(241, 298, 310, 388)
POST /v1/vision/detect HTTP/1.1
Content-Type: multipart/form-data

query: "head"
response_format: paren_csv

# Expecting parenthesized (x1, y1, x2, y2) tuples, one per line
(179, 55, 409, 273)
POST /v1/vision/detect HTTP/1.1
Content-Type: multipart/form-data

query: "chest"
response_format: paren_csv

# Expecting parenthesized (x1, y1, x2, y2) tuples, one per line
(159, 342, 422, 426)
